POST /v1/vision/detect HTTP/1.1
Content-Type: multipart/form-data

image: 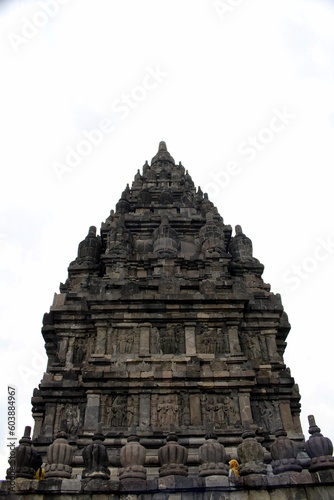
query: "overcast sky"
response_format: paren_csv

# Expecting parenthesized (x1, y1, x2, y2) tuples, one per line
(1, 0, 334, 477)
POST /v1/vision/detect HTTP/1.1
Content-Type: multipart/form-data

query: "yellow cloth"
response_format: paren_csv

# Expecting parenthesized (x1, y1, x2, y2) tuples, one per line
(35, 468, 45, 480)
(229, 459, 240, 478)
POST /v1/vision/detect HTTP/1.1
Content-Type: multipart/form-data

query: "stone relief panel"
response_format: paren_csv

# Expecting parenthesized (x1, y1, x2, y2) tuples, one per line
(54, 403, 83, 436)
(101, 394, 139, 428)
(240, 332, 267, 363)
(73, 339, 88, 366)
(106, 327, 139, 356)
(196, 324, 230, 355)
(151, 394, 179, 428)
(251, 400, 282, 434)
(201, 394, 239, 428)
(150, 324, 185, 354)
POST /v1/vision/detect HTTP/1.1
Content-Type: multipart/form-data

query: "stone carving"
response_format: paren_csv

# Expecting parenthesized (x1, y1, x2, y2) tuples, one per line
(180, 191, 195, 207)
(241, 332, 269, 364)
(158, 432, 188, 477)
(76, 226, 102, 264)
(14, 426, 37, 479)
(180, 392, 190, 427)
(44, 427, 74, 479)
(157, 395, 179, 427)
(159, 190, 174, 204)
(199, 279, 216, 295)
(158, 276, 180, 295)
(201, 395, 237, 428)
(126, 395, 138, 427)
(109, 395, 127, 427)
(28, 142, 306, 491)
(120, 432, 146, 481)
(200, 193, 217, 217)
(145, 166, 156, 181)
(229, 225, 264, 276)
(270, 429, 302, 474)
(132, 169, 143, 189)
(153, 215, 179, 257)
(64, 404, 80, 436)
(305, 415, 334, 472)
(54, 404, 80, 436)
(151, 324, 184, 355)
(138, 189, 151, 205)
(73, 340, 86, 366)
(199, 213, 225, 256)
(107, 217, 133, 255)
(199, 431, 229, 477)
(151, 141, 175, 167)
(237, 429, 267, 476)
(82, 424, 110, 479)
(117, 330, 134, 354)
(196, 324, 229, 355)
(253, 401, 282, 434)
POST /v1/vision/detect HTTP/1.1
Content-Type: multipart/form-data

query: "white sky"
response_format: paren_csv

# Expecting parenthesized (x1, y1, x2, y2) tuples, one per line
(1, 0, 334, 478)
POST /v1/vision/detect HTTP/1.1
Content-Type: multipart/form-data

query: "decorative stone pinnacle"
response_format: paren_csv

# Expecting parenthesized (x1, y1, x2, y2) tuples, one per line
(19, 426, 32, 444)
(308, 415, 321, 435)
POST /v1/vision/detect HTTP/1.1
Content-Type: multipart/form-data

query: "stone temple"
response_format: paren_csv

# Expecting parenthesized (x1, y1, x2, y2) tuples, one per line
(4, 142, 334, 498)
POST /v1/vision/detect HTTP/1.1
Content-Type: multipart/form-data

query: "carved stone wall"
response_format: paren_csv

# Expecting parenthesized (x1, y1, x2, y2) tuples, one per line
(31, 142, 304, 481)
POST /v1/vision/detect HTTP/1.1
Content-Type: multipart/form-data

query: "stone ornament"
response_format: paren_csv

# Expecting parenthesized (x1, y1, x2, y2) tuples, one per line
(237, 429, 267, 476)
(198, 431, 229, 476)
(14, 426, 38, 479)
(270, 429, 302, 474)
(158, 432, 188, 477)
(82, 424, 110, 480)
(119, 433, 146, 481)
(44, 429, 74, 479)
(305, 415, 334, 472)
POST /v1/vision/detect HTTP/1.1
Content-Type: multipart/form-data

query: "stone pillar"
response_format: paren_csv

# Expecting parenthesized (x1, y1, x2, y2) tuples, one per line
(94, 322, 107, 355)
(227, 325, 241, 355)
(43, 403, 57, 437)
(139, 394, 150, 428)
(238, 392, 253, 425)
(185, 323, 196, 356)
(265, 331, 281, 362)
(32, 413, 43, 440)
(139, 323, 151, 356)
(65, 337, 75, 367)
(189, 394, 202, 426)
(58, 338, 68, 363)
(279, 401, 295, 432)
(84, 392, 100, 431)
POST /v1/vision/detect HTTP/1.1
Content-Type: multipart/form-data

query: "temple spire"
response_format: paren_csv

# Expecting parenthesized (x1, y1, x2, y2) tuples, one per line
(151, 140, 175, 167)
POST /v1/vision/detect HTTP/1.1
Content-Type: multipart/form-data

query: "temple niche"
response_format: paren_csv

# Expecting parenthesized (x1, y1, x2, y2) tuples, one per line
(23, 142, 314, 495)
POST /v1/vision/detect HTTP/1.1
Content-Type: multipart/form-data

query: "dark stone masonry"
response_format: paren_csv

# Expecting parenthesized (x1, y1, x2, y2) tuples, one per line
(2, 142, 333, 498)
